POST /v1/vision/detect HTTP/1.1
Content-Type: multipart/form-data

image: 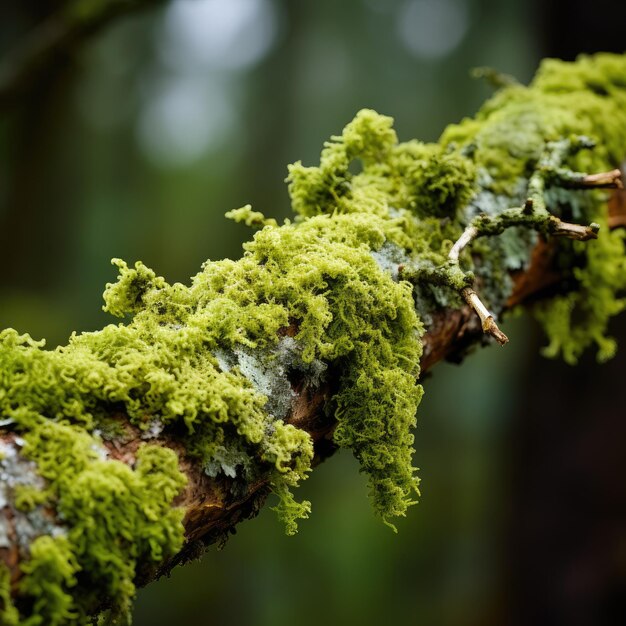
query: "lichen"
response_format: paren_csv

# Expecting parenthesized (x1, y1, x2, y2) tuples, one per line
(1, 52, 626, 624)
(440, 53, 626, 361)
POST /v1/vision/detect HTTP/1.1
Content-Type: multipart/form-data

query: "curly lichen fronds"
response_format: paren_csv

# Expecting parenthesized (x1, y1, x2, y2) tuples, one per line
(1, 52, 626, 625)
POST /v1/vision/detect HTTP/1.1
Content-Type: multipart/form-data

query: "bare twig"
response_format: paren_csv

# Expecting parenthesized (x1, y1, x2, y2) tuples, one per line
(461, 288, 509, 345)
(448, 225, 478, 262)
(567, 169, 623, 189)
(549, 218, 600, 240)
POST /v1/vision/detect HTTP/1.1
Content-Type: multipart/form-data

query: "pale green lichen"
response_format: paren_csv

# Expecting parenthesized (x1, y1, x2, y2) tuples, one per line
(441, 53, 626, 361)
(1, 53, 626, 625)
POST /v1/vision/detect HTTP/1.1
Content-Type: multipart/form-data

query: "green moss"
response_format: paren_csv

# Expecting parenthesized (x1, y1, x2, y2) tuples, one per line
(270, 484, 312, 537)
(225, 205, 278, 229)
(0, 563, 20, 626)
(440, 53, 626, 361)
(19, 535, 79, 626)
(0, 180, 425, 621)
(535, 219, 626, 364)
(2, 52, 626, 624)
(13, 484, 48, 513)
(441, 54, 626, 196)
(4, 418, 187, 623)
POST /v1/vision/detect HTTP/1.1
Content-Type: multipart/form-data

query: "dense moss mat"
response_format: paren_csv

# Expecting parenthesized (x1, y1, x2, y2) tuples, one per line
(1, 53, 626, 624)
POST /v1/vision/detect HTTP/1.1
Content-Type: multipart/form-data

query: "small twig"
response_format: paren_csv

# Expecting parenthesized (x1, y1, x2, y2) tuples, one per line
(549, 218, 600, 240)
(461, 288, 509, 345)
(448, 225, 478, 262)
(578, 169, 623, 189)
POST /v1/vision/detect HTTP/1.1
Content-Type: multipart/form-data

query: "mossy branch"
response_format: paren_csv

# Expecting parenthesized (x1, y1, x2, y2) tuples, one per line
(433, 138, 623, 344)
(1, 53, 626, 625)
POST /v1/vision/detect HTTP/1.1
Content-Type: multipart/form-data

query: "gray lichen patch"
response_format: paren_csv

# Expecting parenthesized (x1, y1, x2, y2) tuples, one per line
(215, 337, 327, 423)
(275, 337, 327, 389)
(203, 438, 252, 480)
(371, 242, 408, 282)
(0, 438, 62, 553)
(214, 345, 295, 422)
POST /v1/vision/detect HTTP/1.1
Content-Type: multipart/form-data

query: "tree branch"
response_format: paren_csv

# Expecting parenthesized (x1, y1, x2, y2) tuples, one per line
(1, 53, 626, 625)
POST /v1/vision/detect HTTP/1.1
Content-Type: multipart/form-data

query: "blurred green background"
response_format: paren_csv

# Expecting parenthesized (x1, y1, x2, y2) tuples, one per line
(1, 1, 626, 625)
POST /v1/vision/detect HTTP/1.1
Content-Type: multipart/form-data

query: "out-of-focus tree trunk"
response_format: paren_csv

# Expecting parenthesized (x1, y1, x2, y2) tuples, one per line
(500, 6, 626, 624)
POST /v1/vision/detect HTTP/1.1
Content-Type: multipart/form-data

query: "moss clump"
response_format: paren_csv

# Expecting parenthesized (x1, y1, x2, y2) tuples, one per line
(2, 52, 626, 625)
(19, 535, 79, 626)
(287, 108, 476, 223)
(0, 414, 188, 623)
(25, 422, 186, 618)
(0, 563, 20, 626)
(440, 53, 626, 362)
(534, 218, 626, 364)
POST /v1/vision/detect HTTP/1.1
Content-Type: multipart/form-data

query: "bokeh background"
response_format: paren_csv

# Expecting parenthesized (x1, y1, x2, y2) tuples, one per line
(1, 1, 625, 624)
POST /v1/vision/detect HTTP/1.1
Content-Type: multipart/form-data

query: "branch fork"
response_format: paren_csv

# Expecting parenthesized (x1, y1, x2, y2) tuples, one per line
(441, 139, 623, 346)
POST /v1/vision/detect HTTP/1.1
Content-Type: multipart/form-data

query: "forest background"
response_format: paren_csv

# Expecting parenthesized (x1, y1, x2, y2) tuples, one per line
(1, 1, 625, 624)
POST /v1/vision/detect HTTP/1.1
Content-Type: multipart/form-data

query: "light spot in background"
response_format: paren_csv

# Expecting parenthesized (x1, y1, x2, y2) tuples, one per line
(161, 0, 280, 72)
(137, 76, 235, 167)
(395, 0, 469, 60)
(136, 0, 281, 166)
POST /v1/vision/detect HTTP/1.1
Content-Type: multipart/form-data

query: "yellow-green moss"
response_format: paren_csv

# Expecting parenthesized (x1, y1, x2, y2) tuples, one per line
(19, 535, 79, 626)
(0, 196, 425, 621)
(0, 563, 20, 626)
(440, 53, 626, 362)
(2, 53, 626, 625)
(2, 417, 188, 623)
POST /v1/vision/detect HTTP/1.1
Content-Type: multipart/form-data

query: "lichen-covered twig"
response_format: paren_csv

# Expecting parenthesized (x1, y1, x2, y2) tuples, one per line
(442, 137, 622, 345)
